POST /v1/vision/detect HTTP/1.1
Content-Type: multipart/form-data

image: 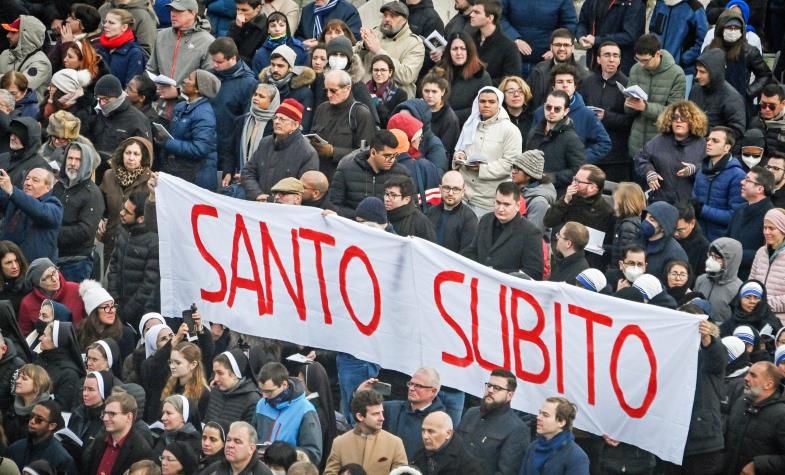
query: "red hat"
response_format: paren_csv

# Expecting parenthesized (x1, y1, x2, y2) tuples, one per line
(275, 98, 304, 124)
(2, 18, 21, 33)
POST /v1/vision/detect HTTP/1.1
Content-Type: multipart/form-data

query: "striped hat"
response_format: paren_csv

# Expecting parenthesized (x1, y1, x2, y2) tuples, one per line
(776, 345, 785, 366)
(276, 98, 304, 124)
(733, 325, 756, 346)
(575, 268, 606, 293)
(722, 336, 745, 363)
(739, 281, 764, 299)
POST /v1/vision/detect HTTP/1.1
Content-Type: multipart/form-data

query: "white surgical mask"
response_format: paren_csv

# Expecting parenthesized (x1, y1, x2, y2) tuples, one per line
(328, 56, 348, 71)
(741, 154, 762, 168)
(723, 29, 743, 43)
(623, 265, 645, 283)
(705, 256, 723, 273)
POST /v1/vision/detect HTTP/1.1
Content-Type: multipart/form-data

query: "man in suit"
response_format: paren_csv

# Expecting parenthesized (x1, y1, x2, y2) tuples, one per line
(461, 181, 544, 279)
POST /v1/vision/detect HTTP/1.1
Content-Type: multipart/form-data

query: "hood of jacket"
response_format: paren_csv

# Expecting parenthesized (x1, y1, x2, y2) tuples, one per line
(109, 136, 154, 170)
(60, 142, 99, 187)
(15, 88, 38, 109)
(213, 60, 256, 82)
(696, 48, 727, 91)
(644, 201, 679, 237)
(715, 9, 748, 44)
(651, 49, 679, 76)
(259, 65, 317, 90)
(523, 181, 557, 202)
(347, 53, 366, 83)
(9, 116, 43, 161)
(9, 15, 45, 58)
(708, 237, 743, 284)
(569, 92, 588, 111)
(726, 0, 752, 27)
(392, 99, 433, 134)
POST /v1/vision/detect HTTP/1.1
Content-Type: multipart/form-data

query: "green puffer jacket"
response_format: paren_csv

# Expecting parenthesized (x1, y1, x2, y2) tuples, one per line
(626, 49, 686, 157)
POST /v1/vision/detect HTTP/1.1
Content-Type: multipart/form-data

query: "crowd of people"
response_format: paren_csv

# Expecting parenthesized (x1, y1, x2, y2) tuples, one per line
(1, 0, 785, 473)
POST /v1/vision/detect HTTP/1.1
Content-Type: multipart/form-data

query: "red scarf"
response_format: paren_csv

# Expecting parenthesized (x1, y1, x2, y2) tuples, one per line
(99, 28, 135, 49)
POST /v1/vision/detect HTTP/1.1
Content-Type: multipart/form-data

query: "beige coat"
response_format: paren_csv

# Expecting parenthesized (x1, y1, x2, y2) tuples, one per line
(323, 428, 407, 475)
(454, 108, 523, 210)
(356, 23, 424, 98)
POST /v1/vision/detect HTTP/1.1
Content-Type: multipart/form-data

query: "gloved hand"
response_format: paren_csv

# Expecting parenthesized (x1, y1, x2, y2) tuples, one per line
(690, 198, 704, 218)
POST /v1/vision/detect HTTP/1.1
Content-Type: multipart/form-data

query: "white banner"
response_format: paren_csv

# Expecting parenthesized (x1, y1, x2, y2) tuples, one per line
(157, 174, 701, 464)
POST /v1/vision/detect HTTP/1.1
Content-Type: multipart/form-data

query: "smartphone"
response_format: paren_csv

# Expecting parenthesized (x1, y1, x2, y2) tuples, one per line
(182, 303, 197, 334)
(372, 381, 392, 396)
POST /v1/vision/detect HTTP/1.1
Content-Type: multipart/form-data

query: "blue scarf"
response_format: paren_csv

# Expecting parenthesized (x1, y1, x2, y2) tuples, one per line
(312, 0, 339, 38)
(530, 430, 574, 473)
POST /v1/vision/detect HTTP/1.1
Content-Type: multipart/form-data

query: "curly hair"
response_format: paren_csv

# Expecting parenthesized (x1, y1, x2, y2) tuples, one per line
(656, 100, 708, 137)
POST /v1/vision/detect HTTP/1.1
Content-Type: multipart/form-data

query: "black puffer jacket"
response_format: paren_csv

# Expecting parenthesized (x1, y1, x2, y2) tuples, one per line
(725, 389, 785, 474)
(87, 97, 152, 162)
(52, 142, 105, 258)
(329, 149, 411, 219)
(412, 432, 483, 475)
(204, 378, 261, 432)
(543, 192, 616, 269)
(688, 48, 747, 139)
(609, 215, 642, 265)
(579, 70, 635, 171)
(526, 118, 586, 193)
(68, 403, 105, 447)
(107, 223, 160, 329)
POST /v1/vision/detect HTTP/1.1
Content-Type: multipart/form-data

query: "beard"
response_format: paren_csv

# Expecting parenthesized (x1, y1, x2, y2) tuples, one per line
(481, 396, 507, 412)
(66, 168, 79, 181)
(743, 385, 762, 400)
(380, 23, 403, 38)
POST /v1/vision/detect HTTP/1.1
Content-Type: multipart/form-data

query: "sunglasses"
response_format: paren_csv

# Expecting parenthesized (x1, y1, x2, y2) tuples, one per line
(760, 102, 780, 111)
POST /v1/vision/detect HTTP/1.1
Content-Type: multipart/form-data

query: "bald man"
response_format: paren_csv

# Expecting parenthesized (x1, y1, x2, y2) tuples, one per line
(426, 171, 478, 253)
(301, 170, 337, 211)
(413, 411, 481, 474)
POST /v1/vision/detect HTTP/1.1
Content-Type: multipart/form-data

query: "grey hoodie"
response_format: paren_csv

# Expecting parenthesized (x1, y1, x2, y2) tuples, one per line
(694, 237, 743, 322)
(522, 181, 557, 237)
(60, 142, 99, 188)
(146, 17, 215, 83)
(0, 15, 52, 100)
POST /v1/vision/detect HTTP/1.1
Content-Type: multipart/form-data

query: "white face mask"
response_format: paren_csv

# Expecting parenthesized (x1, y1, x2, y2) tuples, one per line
(741, 154, 762, 168)
(623, 265, 645, 283)
(705, 256, 723, 273)
(723, 29, 743, 43)
(328, 56, 348, 71)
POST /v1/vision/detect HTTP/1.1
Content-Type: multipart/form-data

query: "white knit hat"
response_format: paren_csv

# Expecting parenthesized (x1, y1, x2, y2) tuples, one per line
(79, 279, 114, 315)
(632, 274, 663, 301)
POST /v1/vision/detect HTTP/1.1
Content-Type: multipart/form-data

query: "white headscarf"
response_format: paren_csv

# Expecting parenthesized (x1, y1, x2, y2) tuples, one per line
(455, 86, 505, 152)
(144, 323, 170, 358)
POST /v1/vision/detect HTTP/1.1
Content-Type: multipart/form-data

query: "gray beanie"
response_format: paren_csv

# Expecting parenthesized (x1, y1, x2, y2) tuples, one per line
(326, 36, 353, 60)
(193, 70, 221, 99)
(25, 258, 57, 288)
(513, 149, 545, 180)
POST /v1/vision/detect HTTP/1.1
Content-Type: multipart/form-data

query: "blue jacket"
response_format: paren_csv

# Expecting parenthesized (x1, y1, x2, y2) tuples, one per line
(209, 61, 258, 176)
(153, 0, 172, 28)
(251, 36, 309, 75)
(0, 189, 63, 263)
(501, 0, 577, 67)
(96, 40, 147, 88)
(519, 430, 589, 475)
(296, 0, 361, 40)
(649, 0, 708, 74)
(397, 153, 442, 209)
(7, 433, 77, 475)
(576, 0, 646, 75)
(533, 93, 611, 164)
(163, 97, 218, 190)
(643, 201, 689, 279)
(11, 88, 39, 119)
(204, 0, 235, 37)
(693, 154, 746, 241)
(392, 99, 449, 171)
(252, 378, 322, 464)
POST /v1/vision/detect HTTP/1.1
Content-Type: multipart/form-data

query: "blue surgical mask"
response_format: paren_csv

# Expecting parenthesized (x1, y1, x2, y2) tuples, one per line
(640, 220, 656, 238)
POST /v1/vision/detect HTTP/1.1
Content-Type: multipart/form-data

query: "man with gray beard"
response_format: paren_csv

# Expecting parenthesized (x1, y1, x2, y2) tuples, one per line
(52, 142, 104, 282)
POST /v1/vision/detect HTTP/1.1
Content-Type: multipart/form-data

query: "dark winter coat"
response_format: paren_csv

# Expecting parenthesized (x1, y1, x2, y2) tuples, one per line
(329, 149, 411, 218)
(579, 70, 634, 171)
(82, 427, 152, 475)
(609, 215, 642, 265)
(0, 342, 24, 412)
(98, 0, 157, 55)
(310, 95, 376, 179)
(426, 202, 478, 253)
(449, 68, 493, 126)
(526, 118, 586, 192)
(462, 213, 545, 279)
(240, 130, 318, 199)
(724, 389, 785, 475)
(11, 88, 39, 119)
(529, 57, 589, 108)
(642, 201, 689, 279)
(576, 0, 647, 75)
(677, 222, 708, 280)
(431, 105, 461, 161)
(204, 0, 236, 36)
(227, 11, 269, 64)
(693, 154, 747, 241)
(106, 223, 159, 329)
(89, 98, 152, 162)
(68, 403, 105, 447)
(500, 0, 577, 68)
(6, 433, 77, 475)
(0, 117, 50, 188)
(412, 433, 483, 475)
(649, 0, 708, 74)
(457, 404, 530, 475)
(204, 378, 261, 432)
(162, 97, 218, 190)
(53, 143, 105, 259)
(543, 192, 616, 269)
(0, 189, 63, 263)
(387, 201, 437, 242)
(550, 251, 590, 283)
(533, 93, 612, 164)
(689, 49, 747, 139)
(634, 133, 705, 206)
(96, 40, 146, 89)
(683, 335, 726, 457)
(396, 153, 443, 207)
(721, 280, 782, 339)
(508, 108, 533, 152)
(727, 197, 774, 280)
(150, 423, 201, 461)
(202, 457, 274, 475)
(381, 397, 447, 459)
(37, 347, 83, 411)
(211, 60, 258, 175)
(296, 0, 361, 40)
(392, 99, 449, 171)
(251, 36, 309, 75)
(472, 27, 522, 85)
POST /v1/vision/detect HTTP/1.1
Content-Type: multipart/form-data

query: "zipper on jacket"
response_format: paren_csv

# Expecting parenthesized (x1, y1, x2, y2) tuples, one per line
(170, 30, 182, 79)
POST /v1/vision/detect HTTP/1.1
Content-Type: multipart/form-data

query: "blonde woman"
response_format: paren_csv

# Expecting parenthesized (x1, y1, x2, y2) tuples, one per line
(95, 8, 145, 87)
(609, 182, 647, 264)
(499, 75, 533, 149)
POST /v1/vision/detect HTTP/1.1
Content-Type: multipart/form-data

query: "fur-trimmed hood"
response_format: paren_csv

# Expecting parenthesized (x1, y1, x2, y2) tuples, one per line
(258, 65, 316, 90)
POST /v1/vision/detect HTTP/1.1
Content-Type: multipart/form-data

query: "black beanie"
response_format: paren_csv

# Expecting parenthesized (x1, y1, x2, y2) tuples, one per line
(94, 74, 123, 97)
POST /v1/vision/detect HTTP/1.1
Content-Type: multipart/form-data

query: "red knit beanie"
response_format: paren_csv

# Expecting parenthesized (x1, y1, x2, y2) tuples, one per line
(276, 98, 304, 124)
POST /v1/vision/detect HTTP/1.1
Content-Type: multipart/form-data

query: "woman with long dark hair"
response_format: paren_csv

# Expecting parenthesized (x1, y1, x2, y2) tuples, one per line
(432, 32, 491, 125)
(367, 54, 407, 128)
(77, 280, 135, 357)
(0, 241, 28, 312)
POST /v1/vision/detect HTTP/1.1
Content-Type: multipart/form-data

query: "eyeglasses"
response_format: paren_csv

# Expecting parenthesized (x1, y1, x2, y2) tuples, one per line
(668, 272, 688, 279)
(671, 114, 686, 123)
(760, 102, 780, 111)
(484, 382, 510, 392)
(440, 185, 463, 194)
(98, 303, 118, 312)
(102, 410, 123, 418)
(372, 68, 390, 74)
(742, 176, 762, 187)
(30, 414, 50, 424)
(407, 381, 434, 390)
(384, 192, 402, 199)
(326, 86, 347, 94)
(572, 177, 592, 186)
(544, 105, 564, 113)
(377, 152, 398, 162)
(41, 269, 59, 282)
(635, 55, 654, 65)
(551, 42, 572, 49)
(504, 88, 523, 96)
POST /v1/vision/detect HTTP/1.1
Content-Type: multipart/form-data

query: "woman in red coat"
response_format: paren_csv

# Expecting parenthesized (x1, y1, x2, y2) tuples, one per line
(17, 257, 85, 335)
